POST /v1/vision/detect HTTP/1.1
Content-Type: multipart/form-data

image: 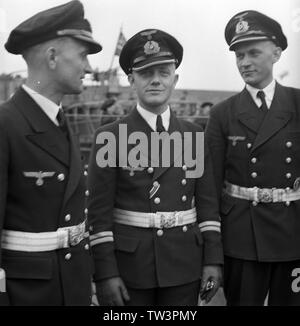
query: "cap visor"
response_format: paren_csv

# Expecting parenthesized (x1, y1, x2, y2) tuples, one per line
(73, 35, 102, 54)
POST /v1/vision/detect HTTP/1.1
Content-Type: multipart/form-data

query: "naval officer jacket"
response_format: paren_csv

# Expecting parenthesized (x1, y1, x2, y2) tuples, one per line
(0, 88, 92, 305)
(206, 82, 300, 262)
(88, 107, 223, 289)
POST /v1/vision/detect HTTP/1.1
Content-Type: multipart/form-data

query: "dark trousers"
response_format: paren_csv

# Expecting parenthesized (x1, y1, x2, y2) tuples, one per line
(126, 281, 201, 306)
(224, 256, 300, 306)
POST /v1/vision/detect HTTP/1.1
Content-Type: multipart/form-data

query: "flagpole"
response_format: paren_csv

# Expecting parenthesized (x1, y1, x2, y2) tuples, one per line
(108, 26, 123, 71)
(108, 52, 115, 72)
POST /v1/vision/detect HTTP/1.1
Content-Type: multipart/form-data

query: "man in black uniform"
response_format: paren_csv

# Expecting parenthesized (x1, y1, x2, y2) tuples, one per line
(206, 10, 300, 305)
(0, 0, 102, 305)
(88, 29, 223, 306)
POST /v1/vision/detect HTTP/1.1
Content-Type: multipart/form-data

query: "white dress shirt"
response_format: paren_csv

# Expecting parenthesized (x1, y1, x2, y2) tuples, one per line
(246, 79, 276, 109)
(22, 84, 61, 126)
(136, 103, 170, 131)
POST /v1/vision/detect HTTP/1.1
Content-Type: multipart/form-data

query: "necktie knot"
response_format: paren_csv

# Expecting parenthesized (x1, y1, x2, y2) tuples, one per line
(257, 90, 266, 101)
(57, 108, 69, 139)
(156, 115, 165, 132)
(57, 108, 66, 127)
(257, 90, 268, 113)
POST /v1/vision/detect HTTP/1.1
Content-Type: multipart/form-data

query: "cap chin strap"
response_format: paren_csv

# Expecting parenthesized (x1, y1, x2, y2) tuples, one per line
(57, 29, 93, 38)
(132, 59, 177, 72)
(230, 35, 276, 50)
(133, 51, 173, 65)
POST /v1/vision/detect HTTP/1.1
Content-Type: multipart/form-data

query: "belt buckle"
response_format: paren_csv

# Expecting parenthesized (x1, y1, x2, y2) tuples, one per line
(160, 213, 177, 229)
(257, 188, 273, 203)
(68, 223, 85, 247)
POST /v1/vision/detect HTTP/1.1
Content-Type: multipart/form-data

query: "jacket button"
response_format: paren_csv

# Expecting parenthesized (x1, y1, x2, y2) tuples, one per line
(251, 158, 257, 164)
(65, 253, 72, 260)
(252, 201, 258, 206)
(247, 143, 252, 149)
(286, 142, 292, 148)
(251, 172, 257, 179)
(84, 208, 88, 215)
(286, 173, 292, 179)
(65, 214, 71, 222)
(181, 179, 187, 186)
(154, 197, 160, 204)
(84, 244, 90, 250)
(153, 181, 160, 187)
(157, 229, 164, 237)
(182, 195, 187, 202)
(286, 157, 292, 164)
(84, 171, 88, 176)
(182, 226, 188, 232)
(57, 174, 65, 181)
(182, 165, 187, 171)
(147, 167, 154, 174)
(285, 201, 291, 207)
(85, 190, 90, 197)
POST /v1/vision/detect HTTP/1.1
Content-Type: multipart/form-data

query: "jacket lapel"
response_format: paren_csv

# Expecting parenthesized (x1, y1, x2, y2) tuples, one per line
(237, 88, 263, 134)
(152, 111, 182, 181)
(252, 83, 293, 151)
(62, 125, 82, 206)
(12, 88, 69, 166)
(124, 108, 153, 167)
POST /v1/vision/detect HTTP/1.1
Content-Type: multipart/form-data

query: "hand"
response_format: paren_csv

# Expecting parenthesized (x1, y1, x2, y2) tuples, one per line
(96, 277, 130, 306)
(91, 282, 99, 306)
(200, 265, 222, 304)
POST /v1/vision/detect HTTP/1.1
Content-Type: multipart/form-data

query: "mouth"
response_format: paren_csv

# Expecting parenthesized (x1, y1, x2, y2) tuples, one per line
(146, 89, 163, 93)
(242, 71, 256, 76)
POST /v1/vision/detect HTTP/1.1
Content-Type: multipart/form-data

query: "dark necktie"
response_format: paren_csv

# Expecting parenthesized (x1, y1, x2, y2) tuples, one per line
(57, 108, 69, 137)
(257, 90, 268, 115)
(156, 115, 165, 132)
(156, 115, 166, 167)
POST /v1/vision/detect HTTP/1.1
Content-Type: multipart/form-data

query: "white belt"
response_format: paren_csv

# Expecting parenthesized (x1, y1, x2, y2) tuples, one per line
(0, 269, 5, 293)
(225, 181, 300, 203)
(1, 220, 88, 252)
(114, 208, 197, 229)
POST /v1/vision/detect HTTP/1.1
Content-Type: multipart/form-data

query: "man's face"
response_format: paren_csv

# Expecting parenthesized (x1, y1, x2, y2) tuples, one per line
(234, 40, 282, 89)
(128, 63, 178, 112)
(54, 38, 92, 94)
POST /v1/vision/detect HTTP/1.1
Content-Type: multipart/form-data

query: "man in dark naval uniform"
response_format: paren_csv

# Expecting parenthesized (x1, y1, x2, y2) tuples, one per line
(206, 10, 300, 306)
(0, 0, 102, 305)
(88, 29, 223, 306)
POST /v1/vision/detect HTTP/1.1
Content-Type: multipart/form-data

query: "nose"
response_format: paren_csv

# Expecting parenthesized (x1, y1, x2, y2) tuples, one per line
(150, 71, 161, 85)
(84, 58, 93, 74)
(239, 55, 251, 68)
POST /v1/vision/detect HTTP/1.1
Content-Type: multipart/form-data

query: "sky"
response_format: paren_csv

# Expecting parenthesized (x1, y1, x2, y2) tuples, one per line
(0, 0, 299, 91)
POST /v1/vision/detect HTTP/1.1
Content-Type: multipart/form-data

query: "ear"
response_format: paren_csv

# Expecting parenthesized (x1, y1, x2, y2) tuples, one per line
(173, 74, 179, 88)
(128, 74, 136, 89)
(272, 46, 282, 64)
(46, 47, 57, 70)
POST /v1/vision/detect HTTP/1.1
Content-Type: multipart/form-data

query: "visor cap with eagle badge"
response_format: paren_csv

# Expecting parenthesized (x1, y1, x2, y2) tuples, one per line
(119, 28, 183, 75)
(5, 0, 102, 55)
(225, 10, 287, 51)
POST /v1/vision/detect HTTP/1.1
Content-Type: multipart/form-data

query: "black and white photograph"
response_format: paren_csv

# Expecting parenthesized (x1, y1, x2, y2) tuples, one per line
(0, 0, 300, 310)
